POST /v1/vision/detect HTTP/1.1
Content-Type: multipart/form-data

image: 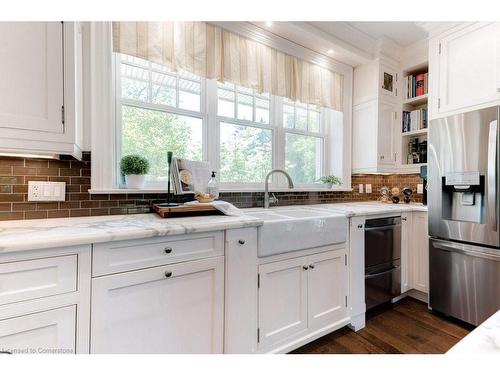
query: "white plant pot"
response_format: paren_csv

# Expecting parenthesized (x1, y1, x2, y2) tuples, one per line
(125, 174, 146, 189)
(325, 183, 333, 189)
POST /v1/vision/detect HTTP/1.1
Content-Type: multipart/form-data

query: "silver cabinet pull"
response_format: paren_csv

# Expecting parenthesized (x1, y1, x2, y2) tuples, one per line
(357, 224, 363, 229)
(309, 264, 315, 269)
(0, 351, 12, 354)
(164, 247, 173, 254)
(165, 271, 173, 278)
(302, 265, 309, 270)
(238, 239, 245, 245)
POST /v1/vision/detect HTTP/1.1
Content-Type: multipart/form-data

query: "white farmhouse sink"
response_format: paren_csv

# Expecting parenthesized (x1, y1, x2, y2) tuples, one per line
(247, 207, 347, 257)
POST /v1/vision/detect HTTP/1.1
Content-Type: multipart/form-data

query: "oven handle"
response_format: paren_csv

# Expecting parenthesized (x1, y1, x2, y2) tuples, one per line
(365, 265, 400, 279)
(365, 224, 400, 231)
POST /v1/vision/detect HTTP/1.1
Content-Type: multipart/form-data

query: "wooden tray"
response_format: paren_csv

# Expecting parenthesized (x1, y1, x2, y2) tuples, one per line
(152, 203, 223, 218)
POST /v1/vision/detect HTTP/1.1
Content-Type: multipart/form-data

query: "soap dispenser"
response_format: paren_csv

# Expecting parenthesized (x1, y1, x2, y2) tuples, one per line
(207, 171, 219, 199)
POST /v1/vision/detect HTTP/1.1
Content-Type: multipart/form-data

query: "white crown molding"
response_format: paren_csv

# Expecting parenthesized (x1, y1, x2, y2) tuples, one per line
(416, 22, 466, 38)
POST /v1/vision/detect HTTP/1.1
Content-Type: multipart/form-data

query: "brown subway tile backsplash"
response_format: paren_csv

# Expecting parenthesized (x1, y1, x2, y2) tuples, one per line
(0, 151, 424, 221)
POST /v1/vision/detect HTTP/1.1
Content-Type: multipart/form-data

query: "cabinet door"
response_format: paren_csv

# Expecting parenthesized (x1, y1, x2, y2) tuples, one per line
(0, 22, 64, 136)
(307, 250, 348, 331)
(411, 212, 429, 293)
(90, 257, 224, 354)
(378, 101, 397, 167)
(258, 257, 308, 349)
(438, 23, 500, 114)
(352, 100, 378, 172)
(400, 214, 412, 293)
(0, 306, 76, 354)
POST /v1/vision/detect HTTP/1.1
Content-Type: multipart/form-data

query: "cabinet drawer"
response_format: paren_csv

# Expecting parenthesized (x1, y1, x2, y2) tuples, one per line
(92, 231, 224, 276)
(0, 306, 76, 354)
(0, 255, 77, 306)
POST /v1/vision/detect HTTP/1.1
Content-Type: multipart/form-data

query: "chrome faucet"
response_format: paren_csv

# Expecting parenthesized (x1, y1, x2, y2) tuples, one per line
(264, 169, 294, 208)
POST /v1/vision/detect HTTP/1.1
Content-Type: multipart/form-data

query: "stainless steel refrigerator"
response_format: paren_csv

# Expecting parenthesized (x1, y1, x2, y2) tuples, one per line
(428, 106, 500, 326)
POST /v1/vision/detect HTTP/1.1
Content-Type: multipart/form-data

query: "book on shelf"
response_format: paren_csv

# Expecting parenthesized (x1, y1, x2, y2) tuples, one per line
(405, 72, 428, 99)
(402, 108, 428, 133)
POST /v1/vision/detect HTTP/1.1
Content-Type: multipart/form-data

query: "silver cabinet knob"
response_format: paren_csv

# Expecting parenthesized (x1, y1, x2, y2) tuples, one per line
(164, 247, 173, 254)
(238, 239, 245, 245)
(303, 265, 309, 270)
(165, 271, 173, 278)
(402, 217, 407, 221)
(357, 224, 363, 229)
(309, 264, 315, 269)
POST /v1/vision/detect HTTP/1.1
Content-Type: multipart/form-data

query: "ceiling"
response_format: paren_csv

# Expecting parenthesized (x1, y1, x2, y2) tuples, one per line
(343, 22, 430, 47)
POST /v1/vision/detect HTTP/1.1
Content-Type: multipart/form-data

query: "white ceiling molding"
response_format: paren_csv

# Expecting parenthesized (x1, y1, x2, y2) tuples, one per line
(212, 21, 353, 75)
(416, 22, 466, 37)
(374, 36, 403, 64)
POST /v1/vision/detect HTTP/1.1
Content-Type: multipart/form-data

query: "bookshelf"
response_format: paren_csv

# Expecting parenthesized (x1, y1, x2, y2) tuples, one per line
(401, 64, 428, 171)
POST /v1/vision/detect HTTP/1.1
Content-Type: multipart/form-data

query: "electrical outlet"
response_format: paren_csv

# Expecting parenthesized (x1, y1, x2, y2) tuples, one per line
(358, 184, 364, 193)
(365, 184, 372, 193)
(28, 181, 66, 202)
(417, 183, 424, 194)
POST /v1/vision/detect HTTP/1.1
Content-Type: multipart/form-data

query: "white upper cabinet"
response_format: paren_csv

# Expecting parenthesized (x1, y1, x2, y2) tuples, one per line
(430, 22, 500, 118)
(0, 22, 84, 159)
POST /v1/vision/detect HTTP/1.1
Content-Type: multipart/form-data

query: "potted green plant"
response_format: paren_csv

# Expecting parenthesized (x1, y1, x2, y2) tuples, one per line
(120, 155, 150, 189)
(318, 175, 342, 189)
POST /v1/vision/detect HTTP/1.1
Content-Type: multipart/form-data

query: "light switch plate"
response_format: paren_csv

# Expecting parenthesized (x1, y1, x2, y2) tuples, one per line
(28, 181, 66, 202)
(365, 184, 372, 193)
(358, 184, 364, 193)
(417, 183, 424, 194)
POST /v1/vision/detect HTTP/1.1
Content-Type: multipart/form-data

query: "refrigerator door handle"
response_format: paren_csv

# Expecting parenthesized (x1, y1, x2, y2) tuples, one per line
(487, 118, 498, 231)
(432, 239, 500, 261)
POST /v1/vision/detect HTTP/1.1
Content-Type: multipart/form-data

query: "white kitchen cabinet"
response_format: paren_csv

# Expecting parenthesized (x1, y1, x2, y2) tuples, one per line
(410, 211, 429, 293)
(0, 22, 84, 159)
(90, 256, 224, 354)
(257, 248, 348, 352)
(430, 22, 500, 118)
(258, 257, 308, 349)
(400, 213, 412, 293)
(352, 99, 399, 173)
(307, 250, 348, 331)
(0, 306, 76, 354)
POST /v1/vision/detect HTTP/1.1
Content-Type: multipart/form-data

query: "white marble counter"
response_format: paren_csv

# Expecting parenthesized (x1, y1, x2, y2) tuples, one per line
(311, 201, 427, 217)
(448, 310, 500, 354)
(0, 201, 427, 254)
(0, 213, 263, 253)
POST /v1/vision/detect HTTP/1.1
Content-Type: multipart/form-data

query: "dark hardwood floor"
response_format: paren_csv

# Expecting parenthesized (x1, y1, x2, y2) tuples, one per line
(292, 297, 474, 354)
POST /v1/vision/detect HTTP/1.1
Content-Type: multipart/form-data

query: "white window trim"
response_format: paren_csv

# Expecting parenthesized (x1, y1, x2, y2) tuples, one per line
(88, 22, 352, 194)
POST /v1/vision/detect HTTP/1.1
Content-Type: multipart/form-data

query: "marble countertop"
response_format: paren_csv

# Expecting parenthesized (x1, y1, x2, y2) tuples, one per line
(448, 310, 500, 354)
(0, 201, 427, 254)
(0, 213, 263, 253)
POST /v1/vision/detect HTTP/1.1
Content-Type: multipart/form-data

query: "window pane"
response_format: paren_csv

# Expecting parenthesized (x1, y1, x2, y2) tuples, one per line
(179, 79, 201, 111)
(219, 122, 272, 183)
(218, 89, 235, 118)
(285, 133, 322, 184)
(308, 110, 320, 132)
(121, 105, 202, 183)
(121, 54, 149, 68)
(283, 104, 295, 128)
(237, 94, 253, 121)
(121, 65, 149, 102)
(255, 98, 270, 124)
(151, 72, 176, 106)
(295, 106, 308, 131)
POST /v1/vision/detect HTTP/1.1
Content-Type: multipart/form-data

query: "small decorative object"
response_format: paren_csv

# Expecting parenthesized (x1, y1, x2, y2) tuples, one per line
(379, 186, 390, 203)
(318, 175, 342, 189)
(382, 71, 394, 93)
(120, 155, 150, 189)
(402, 187, 413, 204)
(391, 187, 400, 204)
(194, 191, 215, 203)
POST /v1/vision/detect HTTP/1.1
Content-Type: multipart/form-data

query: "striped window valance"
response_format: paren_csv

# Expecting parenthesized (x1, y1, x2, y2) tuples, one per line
(112, 22, 343, 111)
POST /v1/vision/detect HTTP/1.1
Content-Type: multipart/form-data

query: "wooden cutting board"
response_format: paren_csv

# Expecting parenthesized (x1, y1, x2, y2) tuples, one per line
(152, 203, 222, 218)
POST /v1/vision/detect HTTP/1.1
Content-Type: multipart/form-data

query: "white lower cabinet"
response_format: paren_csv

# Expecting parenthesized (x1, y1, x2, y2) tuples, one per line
(258, 248, 348, 353)
(410, 212, 429, 293)
(90, 256, 224, 354)
(0, 306, 76, 354)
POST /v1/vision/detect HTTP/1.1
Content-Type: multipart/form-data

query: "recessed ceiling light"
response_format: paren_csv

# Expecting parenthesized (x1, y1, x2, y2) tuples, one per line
(265, 21, 273, 27)
(327, 49, 334, 55)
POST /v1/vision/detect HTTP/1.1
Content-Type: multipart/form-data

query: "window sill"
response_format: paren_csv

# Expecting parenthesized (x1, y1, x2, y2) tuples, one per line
(88, 187, 353, 194)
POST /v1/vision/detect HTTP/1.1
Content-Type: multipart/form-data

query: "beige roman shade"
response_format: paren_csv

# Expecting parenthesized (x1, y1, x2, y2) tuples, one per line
(112, 22, 343, 111)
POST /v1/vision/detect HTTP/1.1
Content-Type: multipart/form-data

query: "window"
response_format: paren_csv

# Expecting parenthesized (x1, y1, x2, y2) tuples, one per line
(116, 54, 204, 187)
(114, 53, 349, 191)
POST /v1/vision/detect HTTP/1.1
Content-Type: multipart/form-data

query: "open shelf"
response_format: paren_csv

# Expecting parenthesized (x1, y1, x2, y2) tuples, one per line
(402, 128, 428, 137)
(403, 94, 428, 106)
